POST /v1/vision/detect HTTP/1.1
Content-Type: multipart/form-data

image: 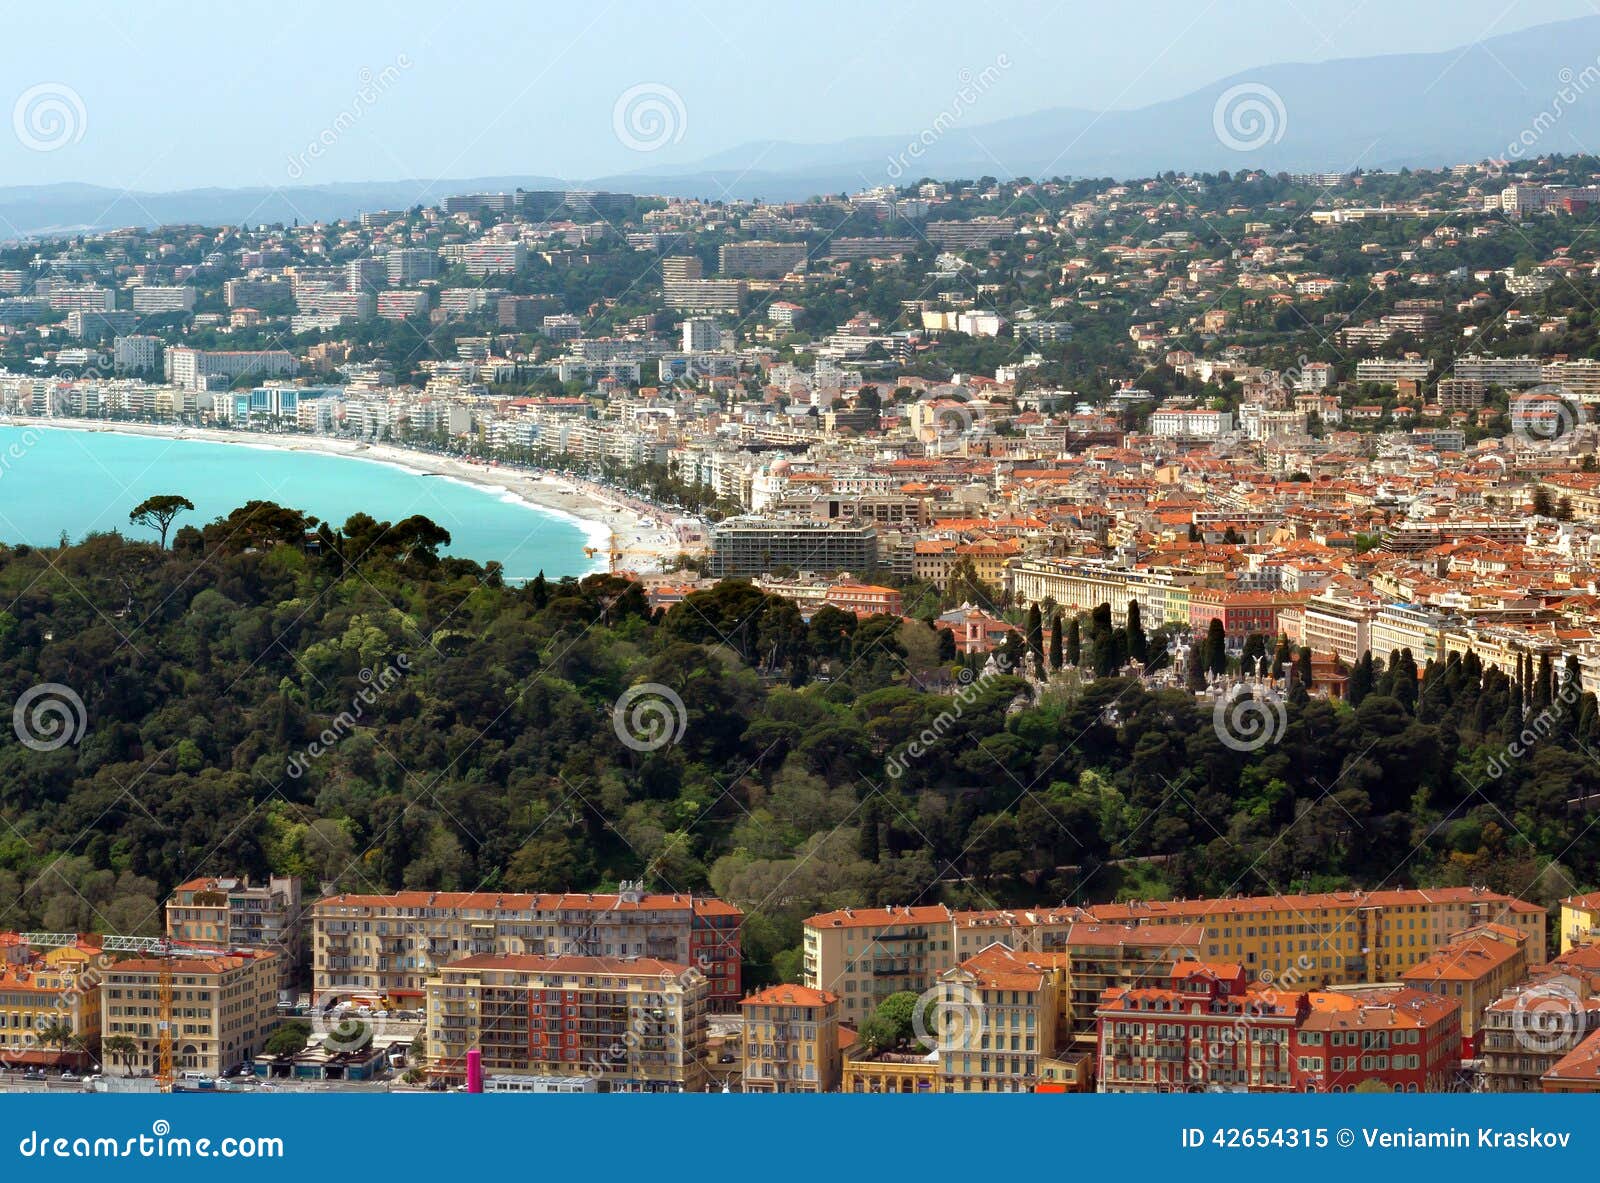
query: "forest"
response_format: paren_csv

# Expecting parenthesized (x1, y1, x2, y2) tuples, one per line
(0, 502, 1592, 984)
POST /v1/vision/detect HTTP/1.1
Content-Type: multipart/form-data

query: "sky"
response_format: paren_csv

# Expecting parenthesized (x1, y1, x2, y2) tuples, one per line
(0, 0, 1594, 191)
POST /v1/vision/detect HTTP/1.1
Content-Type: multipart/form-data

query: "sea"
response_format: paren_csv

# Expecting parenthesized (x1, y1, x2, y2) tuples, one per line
(0, 426, 599, 581)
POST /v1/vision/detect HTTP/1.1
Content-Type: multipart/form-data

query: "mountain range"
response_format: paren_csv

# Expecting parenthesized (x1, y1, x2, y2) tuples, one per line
(5, 15, 1599, 238)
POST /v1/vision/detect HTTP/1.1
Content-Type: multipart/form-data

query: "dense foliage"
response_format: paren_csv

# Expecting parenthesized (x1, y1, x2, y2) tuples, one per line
(0, 508, 1590, 981)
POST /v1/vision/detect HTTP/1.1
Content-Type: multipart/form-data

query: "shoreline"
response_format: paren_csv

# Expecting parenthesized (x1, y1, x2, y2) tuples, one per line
(4, 417, 697, 576)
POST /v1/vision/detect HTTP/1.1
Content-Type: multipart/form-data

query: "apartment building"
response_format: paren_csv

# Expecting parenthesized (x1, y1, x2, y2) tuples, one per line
(165, 346, 298, 391)
(1292, 986, 1461, 1093)
(312, 887, 742, 1009)
(129, 285, 195, 314)
(165, 876, 305, 987)
(925, 218, 1017, 248)
(933, 944, 1062, 1093)
(376, 290, 429, 320)
(1453, 355, 1545, 387)
(1559, 893, 1600, 953)
(100, 950, 280, 1076)
(1097, 961, 1301, 1093)
(425, 954, 708, 1091)
(385, 247, 439, 284)
(718, 240, 807, 278)
(1302, 590, 1379, 664)
(456, 241, 528, 275)
(1402, 925, 1529, 1056)
(803, 905, 958, 1021)
(808, 889, 1546, 1015)
(223, 277, 290, 308)
(951, 915, 1205, 1054)
(0, 934, 107, 1070)
(112, 334, 162, 374)
(740, 984, 841, 1093)
(707, 517, 877, 578)
(1356, 358, 1433, 387)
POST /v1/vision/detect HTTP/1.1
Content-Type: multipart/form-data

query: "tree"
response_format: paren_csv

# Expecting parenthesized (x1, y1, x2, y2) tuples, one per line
(857, 991, 922, 1052)
(102, 1034, 140, 1074)
(265, 1020, 311, 1058)
(1048, 613, 1063, 672)
(1205, 619, 1228, 677)
(128, 494, 194, 548)
(1066, 616, 1082, 666)
(37, 1019, 77, 1061)
(1026, 603, 1044, 676)
(1127, 601, 1148, 666)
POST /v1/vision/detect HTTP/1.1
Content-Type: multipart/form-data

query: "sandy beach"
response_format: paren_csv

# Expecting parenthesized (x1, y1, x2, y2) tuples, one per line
(6, 418, 698, 575)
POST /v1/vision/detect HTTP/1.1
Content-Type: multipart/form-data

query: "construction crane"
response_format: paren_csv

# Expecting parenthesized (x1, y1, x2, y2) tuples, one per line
(23, 933, 233, 1093)
(582, 541, 659, 574)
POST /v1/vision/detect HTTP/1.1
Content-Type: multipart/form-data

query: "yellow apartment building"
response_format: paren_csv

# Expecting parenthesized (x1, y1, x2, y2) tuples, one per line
(1559, 893, 1600, 954)
(740, 984, 840, 1093)
(0, 935, 108, 1070)
(101, 950, 280, 1075)
(805, 889, 1545, 1015)
(1401, 924, 1528, 1054)
(802, 905, 957, 1022)
(934, 944, 1060, 1093)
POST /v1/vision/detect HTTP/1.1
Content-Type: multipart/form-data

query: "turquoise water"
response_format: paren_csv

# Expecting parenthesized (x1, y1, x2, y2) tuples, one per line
(0, 427, 596, 581)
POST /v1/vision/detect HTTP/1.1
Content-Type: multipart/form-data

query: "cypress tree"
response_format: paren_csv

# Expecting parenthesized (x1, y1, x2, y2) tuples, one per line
(1048, 614, 1063, 672)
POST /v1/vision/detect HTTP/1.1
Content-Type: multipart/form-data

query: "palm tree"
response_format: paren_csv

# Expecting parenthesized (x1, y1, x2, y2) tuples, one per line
(36, 1020, 77, 1068)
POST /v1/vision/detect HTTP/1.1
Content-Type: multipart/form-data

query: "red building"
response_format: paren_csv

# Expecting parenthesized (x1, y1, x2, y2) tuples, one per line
(1096, 962, 1303, 1092)
(1096, 965, 1462, 1093)
(1186, 589, 1299, 643)
(1291, 986, 1461, 1093)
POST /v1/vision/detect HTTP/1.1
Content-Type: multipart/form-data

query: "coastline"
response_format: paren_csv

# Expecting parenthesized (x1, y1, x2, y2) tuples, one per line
(5, 417, 696, 575)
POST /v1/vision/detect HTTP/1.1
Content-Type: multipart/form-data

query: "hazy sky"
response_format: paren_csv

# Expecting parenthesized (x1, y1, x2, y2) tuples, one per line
(0, 0, 1592, 190)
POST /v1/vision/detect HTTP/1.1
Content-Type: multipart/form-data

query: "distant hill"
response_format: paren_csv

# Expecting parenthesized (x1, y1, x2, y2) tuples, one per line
(5, 16, 1598, 237)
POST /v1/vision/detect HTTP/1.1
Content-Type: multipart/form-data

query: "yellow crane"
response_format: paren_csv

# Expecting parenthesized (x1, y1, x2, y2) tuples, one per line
(156, 958, 173, 1092)
(582, 541, 658, 574)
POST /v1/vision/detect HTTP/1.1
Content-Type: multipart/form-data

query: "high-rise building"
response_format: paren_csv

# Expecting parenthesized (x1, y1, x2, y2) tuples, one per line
(312, 886, 742, 1009)
(385, 248, 439, 284)
(718, 240, 807, 277)
(681, 316, 722, 352)
(425, 954, 709, 1090)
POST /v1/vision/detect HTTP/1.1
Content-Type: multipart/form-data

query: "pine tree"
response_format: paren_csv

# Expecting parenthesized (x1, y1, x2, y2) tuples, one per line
(1348, 651, 1373, 706)
(1205, 619, 1228, 677)
(1127, 601, 1148, 666)
(1026, 603, 1045, 674)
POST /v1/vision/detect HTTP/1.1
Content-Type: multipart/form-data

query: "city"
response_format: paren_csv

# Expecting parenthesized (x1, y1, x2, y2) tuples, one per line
(0, 4, 1599, 1176)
